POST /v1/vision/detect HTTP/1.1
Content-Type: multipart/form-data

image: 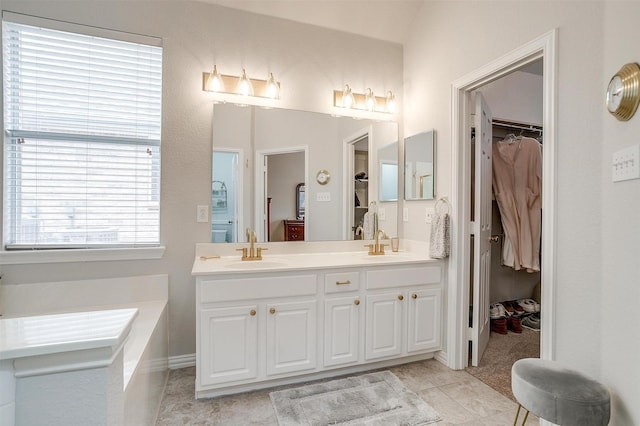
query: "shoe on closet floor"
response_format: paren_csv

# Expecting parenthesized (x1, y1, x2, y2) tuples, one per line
(505, 300, 525, 315)
(490, 303, 507, 319)
(517, 298, 540, 313)
(507, 316, 523, 333)
(521, 314, 541, 331)
(491, 317, 508, 334)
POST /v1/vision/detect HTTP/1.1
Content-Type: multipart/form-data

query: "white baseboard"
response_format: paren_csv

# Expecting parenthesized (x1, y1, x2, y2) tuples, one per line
(168, 353, 195, 370)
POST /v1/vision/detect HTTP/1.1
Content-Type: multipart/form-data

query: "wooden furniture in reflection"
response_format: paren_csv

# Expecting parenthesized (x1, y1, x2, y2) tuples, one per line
(284, 219, 305, 241)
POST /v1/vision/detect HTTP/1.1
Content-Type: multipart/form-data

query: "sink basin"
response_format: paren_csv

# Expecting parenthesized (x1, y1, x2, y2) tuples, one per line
(360, 254, 411, 262)
(223, 260, 287, 269)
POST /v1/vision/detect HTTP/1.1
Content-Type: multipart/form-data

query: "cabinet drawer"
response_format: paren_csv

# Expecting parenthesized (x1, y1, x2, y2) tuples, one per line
(366, 266, 441, 290)
(324, 271, 360, 293)
(200, 274, 316, 303)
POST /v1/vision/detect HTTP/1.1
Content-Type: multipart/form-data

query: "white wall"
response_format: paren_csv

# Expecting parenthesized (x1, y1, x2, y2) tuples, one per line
(404, 1, 638, 423)
(601, 2, 640, 424)
(0, 1, 403, 359)
(479, 70, 543, 126)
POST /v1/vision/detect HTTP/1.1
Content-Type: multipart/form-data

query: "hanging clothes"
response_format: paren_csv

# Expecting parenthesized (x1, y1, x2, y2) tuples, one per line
(492, 136, 542, 272)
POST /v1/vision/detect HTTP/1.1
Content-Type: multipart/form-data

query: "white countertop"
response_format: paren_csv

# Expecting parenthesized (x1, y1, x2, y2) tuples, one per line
(0, 308, 138, 360)
(192, 249, 437, 276)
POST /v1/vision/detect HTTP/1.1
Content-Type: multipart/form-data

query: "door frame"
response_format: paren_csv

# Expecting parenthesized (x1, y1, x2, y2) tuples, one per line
(212, 148, 244, 243)
(255, 146, 309, 241)
(447, 29, 557, 369)
(342, 126, 373, 240)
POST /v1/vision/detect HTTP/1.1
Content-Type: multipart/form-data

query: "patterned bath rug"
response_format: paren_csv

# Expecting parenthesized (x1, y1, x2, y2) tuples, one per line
(269, 370, 441, 425)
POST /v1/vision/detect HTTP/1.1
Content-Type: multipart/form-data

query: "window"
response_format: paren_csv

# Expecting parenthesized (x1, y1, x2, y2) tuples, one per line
(3, 14, 162, 249)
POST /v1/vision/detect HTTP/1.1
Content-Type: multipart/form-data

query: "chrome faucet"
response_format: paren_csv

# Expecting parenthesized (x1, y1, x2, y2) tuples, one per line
(365, 229, 388, 255)
(237, 228, 268, 261)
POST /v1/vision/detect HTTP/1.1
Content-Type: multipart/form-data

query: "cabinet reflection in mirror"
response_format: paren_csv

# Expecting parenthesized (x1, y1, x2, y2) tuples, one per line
(211, 104, 399, 242)
(404, 130, 436, 200)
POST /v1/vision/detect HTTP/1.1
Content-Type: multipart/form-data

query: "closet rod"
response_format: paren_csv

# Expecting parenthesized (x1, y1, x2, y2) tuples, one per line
(492, 118, 543, 133)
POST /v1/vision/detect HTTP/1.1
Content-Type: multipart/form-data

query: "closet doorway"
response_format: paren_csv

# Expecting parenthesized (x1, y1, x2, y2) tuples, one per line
(342, 128, 372, 240)
(448, 30, 557, 373)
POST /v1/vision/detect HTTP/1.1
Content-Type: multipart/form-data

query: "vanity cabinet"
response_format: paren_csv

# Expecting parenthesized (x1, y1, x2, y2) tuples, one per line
(195, 261, 442, 398)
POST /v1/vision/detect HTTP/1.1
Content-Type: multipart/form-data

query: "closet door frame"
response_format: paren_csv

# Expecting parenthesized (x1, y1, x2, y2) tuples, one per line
(447, 29, 558, 371)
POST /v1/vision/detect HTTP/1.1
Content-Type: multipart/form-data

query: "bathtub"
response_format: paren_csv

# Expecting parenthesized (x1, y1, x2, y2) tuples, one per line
(0, 275, 169, 426)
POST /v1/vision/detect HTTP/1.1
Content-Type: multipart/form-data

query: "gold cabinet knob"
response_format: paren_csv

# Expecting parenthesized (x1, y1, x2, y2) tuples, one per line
(398, 295, 404, 301)
(411, 293, 418, 299)
(269, 307, 276, 314)
(249, 309, 256, 316)
(354, 299, 360, 306)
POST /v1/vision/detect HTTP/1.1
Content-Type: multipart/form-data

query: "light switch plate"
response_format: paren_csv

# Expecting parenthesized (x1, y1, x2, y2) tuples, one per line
(403, 207, 409, 222)
(197, 205, 209, 223)
(378, 207, 386, 221)
(317, 192, 331, 202)
(612, 144, 640, 182)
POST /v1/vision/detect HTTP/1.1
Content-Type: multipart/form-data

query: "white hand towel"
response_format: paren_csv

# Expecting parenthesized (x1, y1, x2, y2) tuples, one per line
(429, 212, 450, 259)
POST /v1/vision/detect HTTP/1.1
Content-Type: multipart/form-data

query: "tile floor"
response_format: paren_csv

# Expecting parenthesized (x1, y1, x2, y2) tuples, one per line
(156, 359, 539, 425)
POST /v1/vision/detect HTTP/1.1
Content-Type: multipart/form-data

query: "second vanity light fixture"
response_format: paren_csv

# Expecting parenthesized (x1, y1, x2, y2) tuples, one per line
(203, 66, 280, 105)
(333, 84, 396, 115)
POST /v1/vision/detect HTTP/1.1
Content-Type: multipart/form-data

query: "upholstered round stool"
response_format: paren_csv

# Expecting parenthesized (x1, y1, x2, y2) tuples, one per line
(511, 358, 610, 426)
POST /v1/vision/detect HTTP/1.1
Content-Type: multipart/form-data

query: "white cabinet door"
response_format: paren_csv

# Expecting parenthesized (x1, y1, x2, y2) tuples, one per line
(266, 300, 317, 376)
(365, 292, 403, 360)
(324, 296, 360, 367)
(199, 305, 258, 386)
(407, 288, 442, 353)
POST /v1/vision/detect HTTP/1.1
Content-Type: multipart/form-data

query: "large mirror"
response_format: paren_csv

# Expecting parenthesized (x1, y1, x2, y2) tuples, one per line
(212, 104, 399, 242)
(404, 130, 435, 200)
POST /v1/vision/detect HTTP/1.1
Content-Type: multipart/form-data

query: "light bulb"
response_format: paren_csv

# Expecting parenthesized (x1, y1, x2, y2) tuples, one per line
(365, 88, 376, 112)
(342, 84, 355, 109)
(236, 69, 254, 97)
(265, 72, 280, 99)
(207, 65, 225, 92)
(385, 91, 396, 114)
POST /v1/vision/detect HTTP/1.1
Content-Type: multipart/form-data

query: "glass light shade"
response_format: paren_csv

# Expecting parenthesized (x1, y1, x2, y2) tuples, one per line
(265, 72, 280, 99)
(385, 91, 396, 113)
(365, 88, 376, 112)
(342, 84, 355, 109)
(236, 69, 254, 96)
(207, 65, 225, 92)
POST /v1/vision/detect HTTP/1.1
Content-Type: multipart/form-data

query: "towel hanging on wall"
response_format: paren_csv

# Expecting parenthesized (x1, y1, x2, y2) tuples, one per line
(429, 197, 450, 259)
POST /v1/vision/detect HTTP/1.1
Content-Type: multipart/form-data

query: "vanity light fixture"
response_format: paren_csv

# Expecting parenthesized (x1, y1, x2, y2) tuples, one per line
(236, 69, 254, 97)
(333, 85, 396, 118)
(342, 84, 356, 109)
(364, 88, 376, 112)
(385, 91, 396, 114)
(206, 65, 225, 92)
(202, 67, 281, 106)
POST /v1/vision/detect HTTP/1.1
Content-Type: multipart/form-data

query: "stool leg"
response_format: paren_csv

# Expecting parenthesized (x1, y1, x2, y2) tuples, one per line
(521, 409, 530, 425)
(513, 404, 522, 426)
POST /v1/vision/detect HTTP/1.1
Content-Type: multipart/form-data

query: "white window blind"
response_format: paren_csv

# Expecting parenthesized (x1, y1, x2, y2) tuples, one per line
(3, 17, 162, 249)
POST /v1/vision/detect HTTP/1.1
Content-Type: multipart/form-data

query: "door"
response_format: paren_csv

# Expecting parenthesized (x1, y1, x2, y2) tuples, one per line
(212, 150, 241, 242)
(199, 305, 258, 386)
(471, 92, 493, 366)
(365, 292, 402, 360)
(324, 296, 360, 367)
(266, 300, 317, 376)
(407, 288, 442, 353)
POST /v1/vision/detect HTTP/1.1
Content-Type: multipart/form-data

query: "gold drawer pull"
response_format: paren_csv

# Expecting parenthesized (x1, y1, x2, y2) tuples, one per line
(398, 295, 404, 301)
(336, 280, 351, 285)
(412, 293, 418, 299)
(354, 299, 360, 306)
(269, 307, 276, 314)
(249, 309, 256, 316)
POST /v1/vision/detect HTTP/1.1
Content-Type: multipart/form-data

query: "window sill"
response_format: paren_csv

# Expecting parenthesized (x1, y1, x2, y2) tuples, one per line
(0, 246, 165, 265)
